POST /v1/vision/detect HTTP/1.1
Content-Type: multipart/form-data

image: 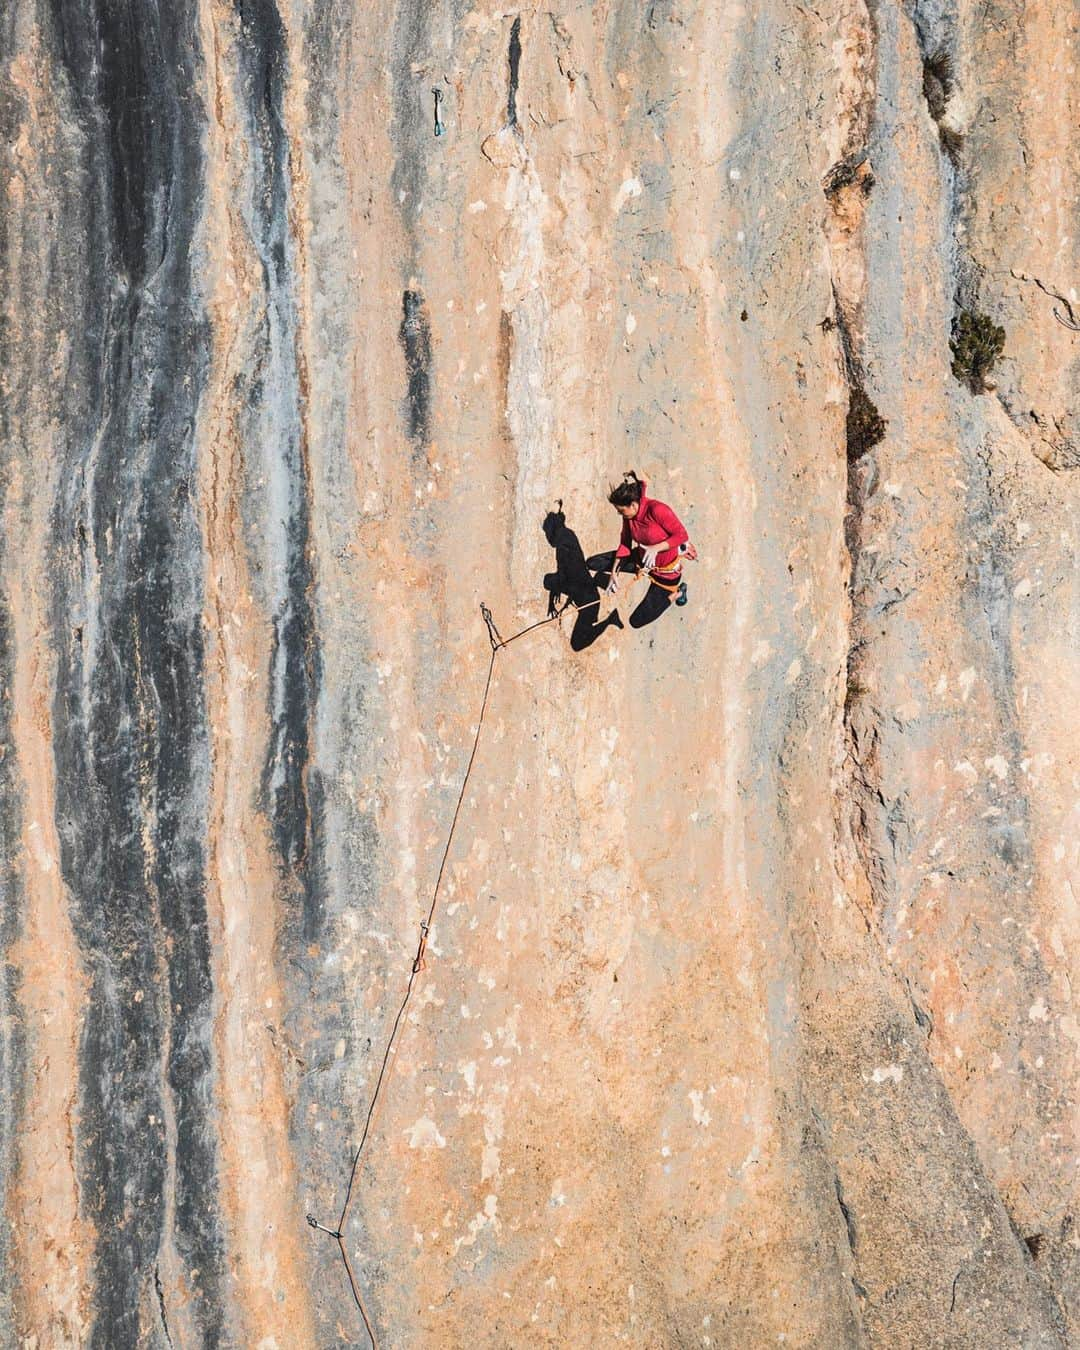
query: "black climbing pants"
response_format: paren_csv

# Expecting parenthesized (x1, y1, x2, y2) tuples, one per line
(585, 551, 676, 629)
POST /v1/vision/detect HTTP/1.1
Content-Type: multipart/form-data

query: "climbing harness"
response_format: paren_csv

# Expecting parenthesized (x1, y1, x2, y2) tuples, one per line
(306, 579, 646, 1348)
(639, 540, 698, 596)
(645, 567, 683, 595)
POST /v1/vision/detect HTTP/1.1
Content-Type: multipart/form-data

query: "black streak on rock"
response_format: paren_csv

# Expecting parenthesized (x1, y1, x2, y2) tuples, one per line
(0, 41, 28, 1334)
(400, 288, 433, 451)
(508, 16, 522, 128)
(0, 599, 26, 1342)
(235, 0, 325, 942)
(387, 8, 440, 485)
(389, 4, 432, 272)
(45, 1, 226, 1344)
(49, 0, 172, 286)
(835, 1174, 858, 1254)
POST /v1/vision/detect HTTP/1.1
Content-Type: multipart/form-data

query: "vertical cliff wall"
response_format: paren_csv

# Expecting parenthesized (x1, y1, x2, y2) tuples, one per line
(1, 1, 1077, 1346)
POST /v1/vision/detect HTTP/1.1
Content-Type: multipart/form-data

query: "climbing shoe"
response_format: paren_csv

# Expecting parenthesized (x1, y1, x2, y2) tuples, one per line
(675, 581, 688, 607)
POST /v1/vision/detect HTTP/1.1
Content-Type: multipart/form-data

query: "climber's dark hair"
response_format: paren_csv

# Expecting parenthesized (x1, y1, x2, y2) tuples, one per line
(608, 471, 643, 508)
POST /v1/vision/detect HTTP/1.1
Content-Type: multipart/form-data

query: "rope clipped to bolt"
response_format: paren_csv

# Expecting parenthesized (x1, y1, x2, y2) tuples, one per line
(306, 579, 640, 1348)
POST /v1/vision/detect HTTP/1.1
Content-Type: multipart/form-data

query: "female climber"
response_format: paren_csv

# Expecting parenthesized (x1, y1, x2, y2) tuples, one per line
(588, 471, 695, 628)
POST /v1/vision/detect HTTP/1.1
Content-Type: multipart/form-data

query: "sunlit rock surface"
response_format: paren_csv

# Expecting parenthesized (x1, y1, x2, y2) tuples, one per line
(1, 1, 1078, 1345)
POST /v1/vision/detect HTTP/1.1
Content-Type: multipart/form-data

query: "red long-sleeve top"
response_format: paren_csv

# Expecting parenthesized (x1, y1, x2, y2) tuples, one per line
(615, 483, 689, 569)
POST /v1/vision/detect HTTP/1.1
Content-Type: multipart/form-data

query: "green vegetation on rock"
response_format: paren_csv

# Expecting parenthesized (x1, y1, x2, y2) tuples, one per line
(950, 308, 1005, 393)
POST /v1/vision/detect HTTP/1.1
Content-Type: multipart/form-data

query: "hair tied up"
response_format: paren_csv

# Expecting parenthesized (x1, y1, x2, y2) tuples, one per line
(607, 469, 644, 509)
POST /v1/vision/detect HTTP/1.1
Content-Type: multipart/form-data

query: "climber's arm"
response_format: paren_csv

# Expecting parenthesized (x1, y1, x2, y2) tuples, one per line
(607, 519, 633, 593)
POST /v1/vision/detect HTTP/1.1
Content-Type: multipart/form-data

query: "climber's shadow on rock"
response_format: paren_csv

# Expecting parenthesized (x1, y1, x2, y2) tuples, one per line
(542, 506, 623, 651)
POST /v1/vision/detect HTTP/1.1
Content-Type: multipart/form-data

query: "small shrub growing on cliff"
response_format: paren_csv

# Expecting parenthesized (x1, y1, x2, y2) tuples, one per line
(922, 48, 953, 123)
(950, 308, 1005, 393)
(847, 386, 887, 461)
(823, 154, 874, 199)
(922, 48, 964, 160)
(938, 124, 964, 160)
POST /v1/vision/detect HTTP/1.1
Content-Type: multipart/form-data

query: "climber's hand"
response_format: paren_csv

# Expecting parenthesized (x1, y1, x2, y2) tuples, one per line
(641, 544, 662, 570)
(605, 574, 620, 596)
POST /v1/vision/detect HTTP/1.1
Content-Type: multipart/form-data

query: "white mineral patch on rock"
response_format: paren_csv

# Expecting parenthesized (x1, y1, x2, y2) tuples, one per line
(405, 1118, 447, 1150)
(611, 176, 642, 212)
(688, 1089, 712, 1127)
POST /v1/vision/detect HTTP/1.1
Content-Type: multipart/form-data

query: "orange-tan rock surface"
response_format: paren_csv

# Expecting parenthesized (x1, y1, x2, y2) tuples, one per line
(1, 1, 1077, 1346)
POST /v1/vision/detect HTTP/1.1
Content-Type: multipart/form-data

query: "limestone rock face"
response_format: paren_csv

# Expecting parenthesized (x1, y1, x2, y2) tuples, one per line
(1, 1, 1078, 1346)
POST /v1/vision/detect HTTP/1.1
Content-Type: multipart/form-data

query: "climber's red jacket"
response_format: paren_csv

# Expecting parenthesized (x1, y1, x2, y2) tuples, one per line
(615, 485, 689, 570)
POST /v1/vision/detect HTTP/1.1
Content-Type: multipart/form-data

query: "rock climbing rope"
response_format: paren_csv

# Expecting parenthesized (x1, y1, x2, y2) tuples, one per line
(306, 580, 642, 1348)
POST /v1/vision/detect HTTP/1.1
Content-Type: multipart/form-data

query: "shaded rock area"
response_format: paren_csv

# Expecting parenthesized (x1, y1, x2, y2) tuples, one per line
(1, 1, 1078, 1346)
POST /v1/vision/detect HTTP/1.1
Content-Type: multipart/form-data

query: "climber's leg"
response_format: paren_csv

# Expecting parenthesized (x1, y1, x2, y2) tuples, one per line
(628, 580, 674, 629)
(586, 549, 639, 589)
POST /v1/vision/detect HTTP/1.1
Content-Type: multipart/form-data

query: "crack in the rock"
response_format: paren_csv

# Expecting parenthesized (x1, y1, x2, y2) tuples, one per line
(1011, 268, 1080, 330)
(155, 1264, 174, 1349)
(834, 1174, 858, 1256)
(507, 15, 522, 129)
